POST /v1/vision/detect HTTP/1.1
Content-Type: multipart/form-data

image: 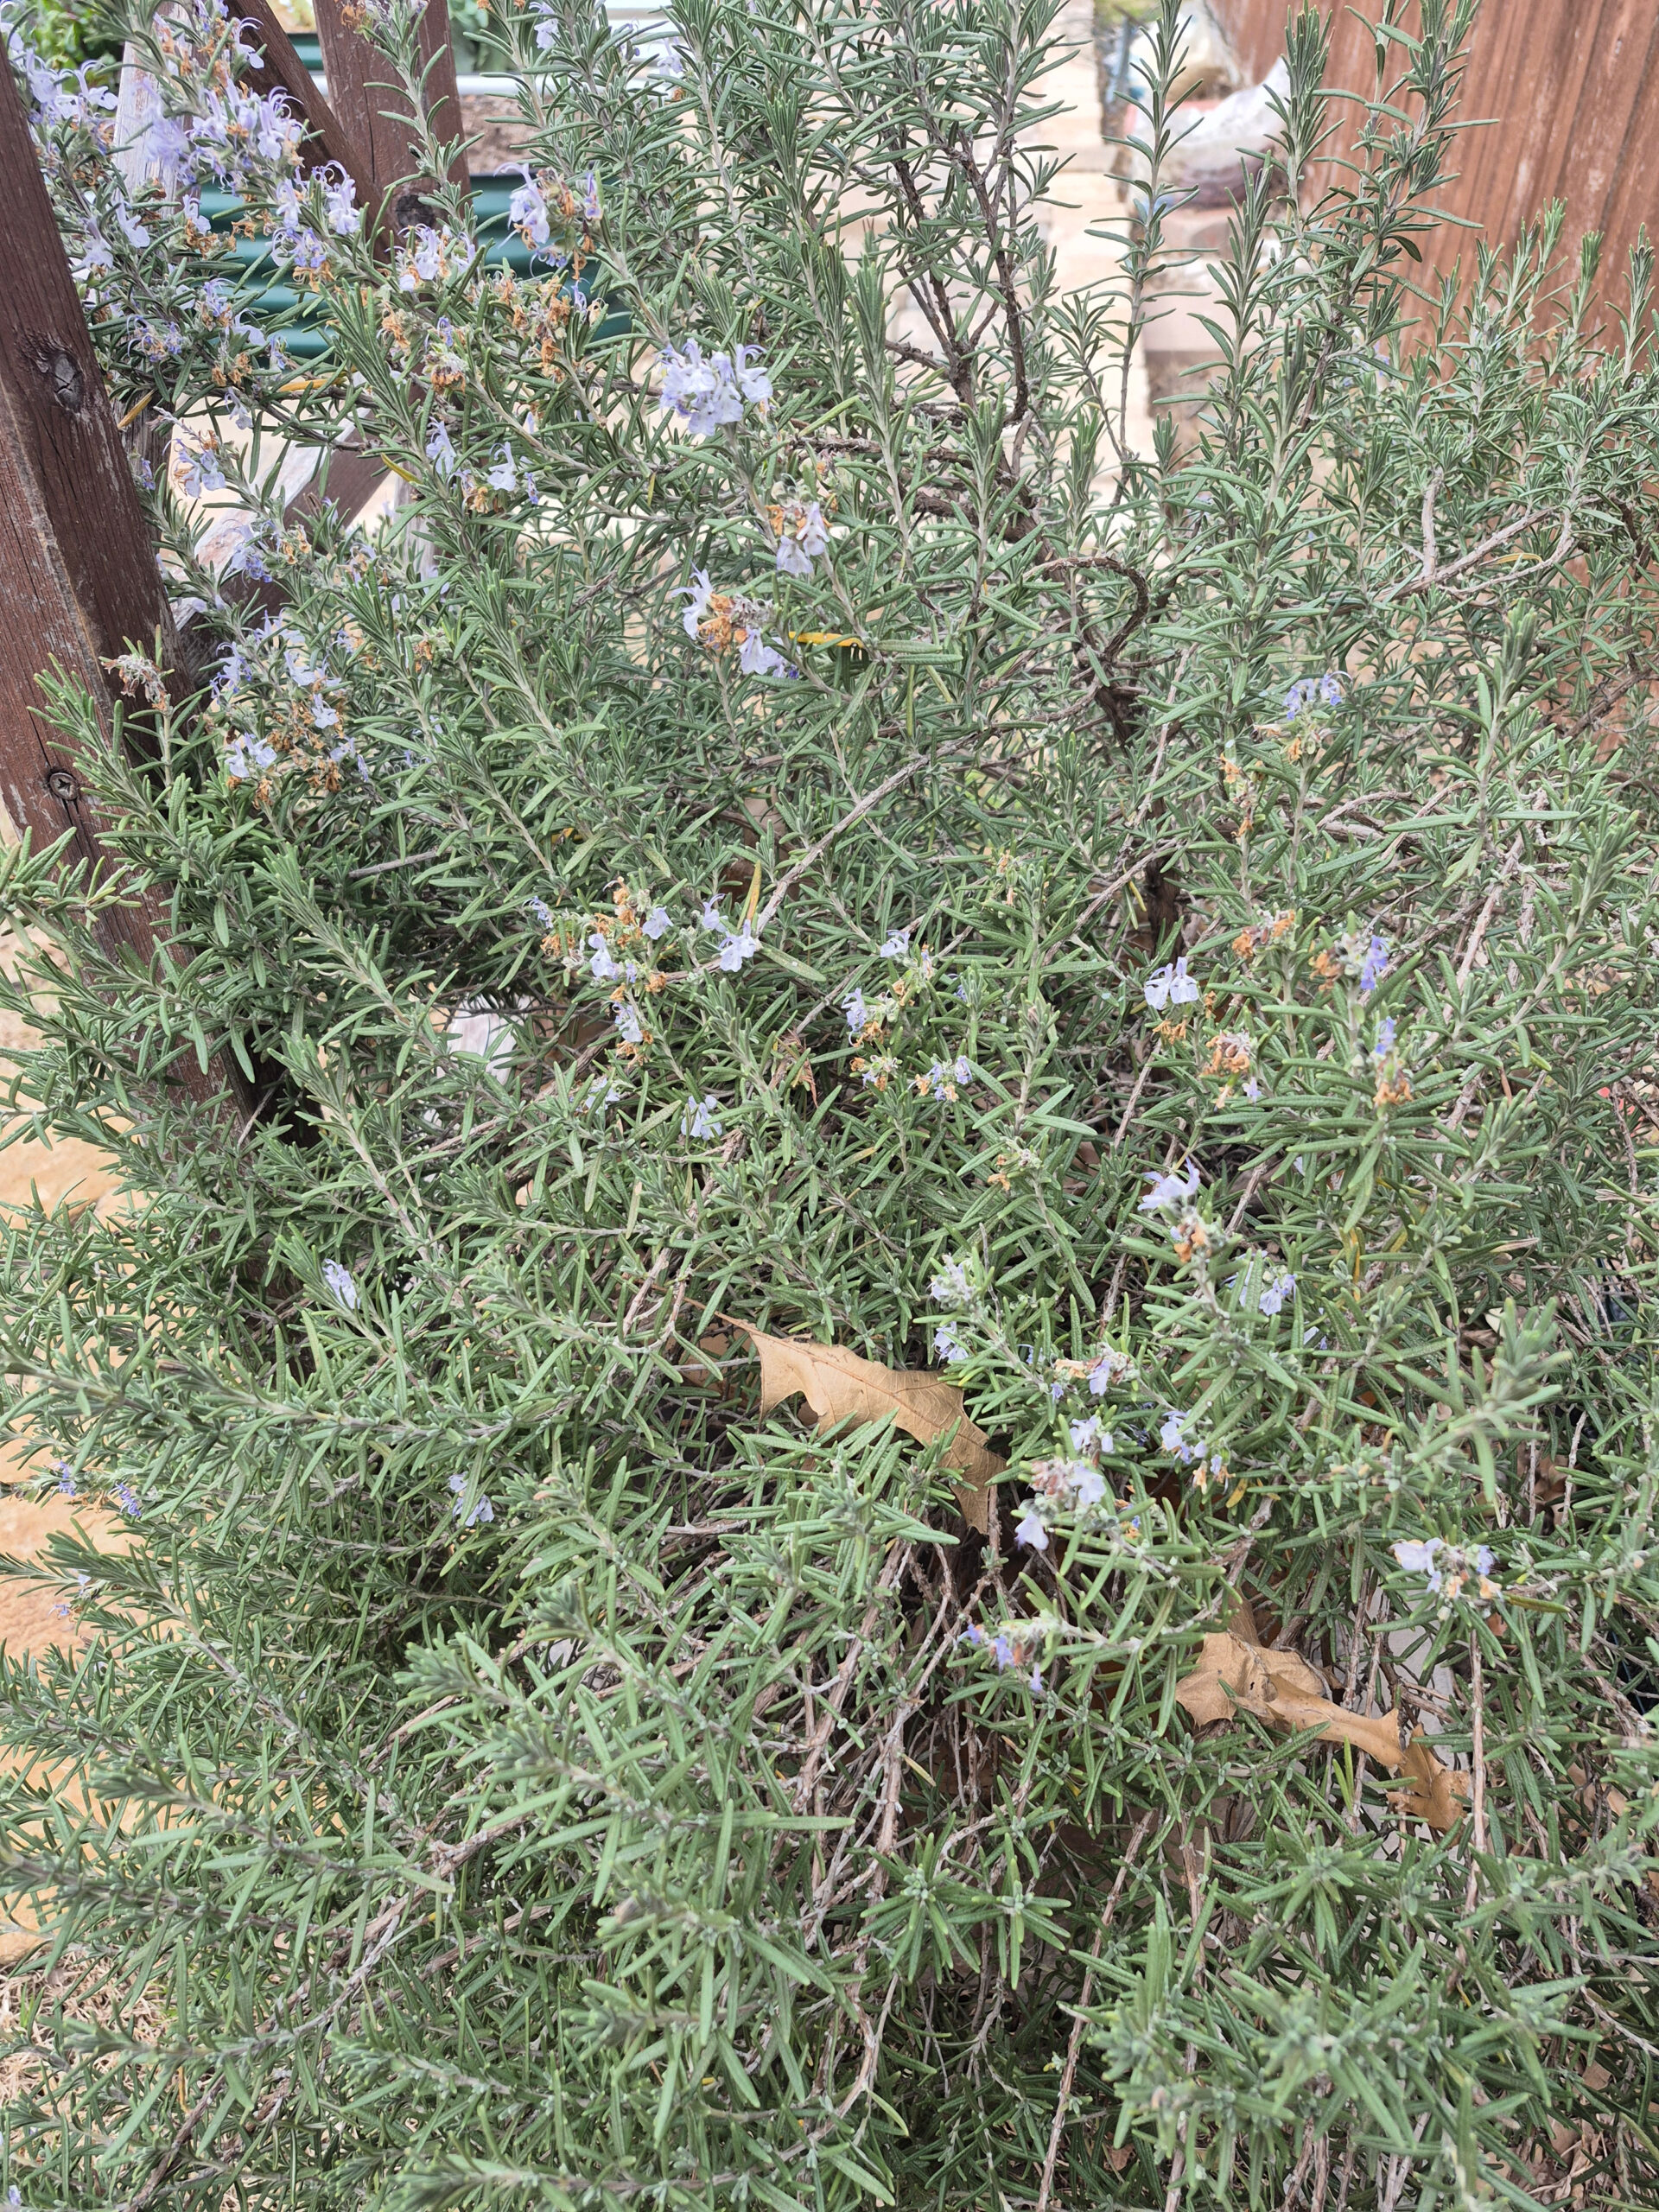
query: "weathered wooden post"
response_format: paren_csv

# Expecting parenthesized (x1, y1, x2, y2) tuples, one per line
(0, 59, 247, 1106)
(238, 0, 377, 203)
(314, 0, 470, 224)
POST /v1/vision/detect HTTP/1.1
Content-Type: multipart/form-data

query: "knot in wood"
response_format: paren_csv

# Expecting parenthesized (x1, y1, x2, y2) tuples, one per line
(26, 337, 84, 416)
(392, 187, 436, 233)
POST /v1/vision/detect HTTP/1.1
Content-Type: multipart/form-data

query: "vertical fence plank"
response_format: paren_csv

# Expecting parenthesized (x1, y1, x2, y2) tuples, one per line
(238, 0, 374, 198)
(1553, 1, 1659, 296)
(314, 0, 469, 221)
(0, 60, 238, 1108)
(1213, 0, 1659, 315)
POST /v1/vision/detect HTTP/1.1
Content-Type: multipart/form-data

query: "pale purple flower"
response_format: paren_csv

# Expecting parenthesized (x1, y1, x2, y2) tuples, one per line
(738, 629, 791, 680)
(776, 501, 830, 576)
(176, 435, 226, 499)
(129, 317, 184, 362)
(487, 448, 520, 493)
(448, 1474, 494, 1528)
(717, 921, 760, 971)
(1373, 1016, 1397, 1058)
(642, 906, 671, 940)
(225, 734, 276, 781)
(54, 1462, 76, 1498)
(322, 1260, 358, 1311)
(425, 421, 458, 478)
(1073, 1465, 1107, 1510)
(613, 1001, 645, 1046)
(23, 51, 62, 118)
(880, 928, 910, 960)
(1393, 1537, 1443, 1590)
(1285, 672, 1344, 718)
(1069, 1416, 1110, 1455)
(79, 218, 114, 274)
(1014, 1505, 1048, 1551)
(1257, 1268, 1295, 1317)
(1160, 1409, 1196, 1463)
(658, 339, 771, 436)
(323, 170, 360, 235)
(934, 1320, 967, 1363)
(1359, 936, 1389, 995)
(658, 339, 743, 435)
(113, 1484, 141, 1518)
(112, 200, 149, 251)
(930, 1258, 971, 1306)
(411, 226, 448, 282)
(509, 170, 550, 250)
(1140, 1163, 1200, 1213)
(682, 1094, 722, 1140)
(842, 988, 868, 1032)
(681, 571, 715, 640)
(1144, 957, 1198, 1011)
(588, 932, 621, 982)
(1088, 1348, 1134, 1395)
(145, 113, 191, 176)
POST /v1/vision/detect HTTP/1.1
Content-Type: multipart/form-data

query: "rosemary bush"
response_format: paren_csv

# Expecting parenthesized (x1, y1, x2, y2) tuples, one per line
(4, 0, 1659, 2203)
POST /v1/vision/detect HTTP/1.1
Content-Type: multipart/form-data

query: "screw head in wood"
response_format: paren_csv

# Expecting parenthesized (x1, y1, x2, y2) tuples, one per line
(45, 766, 79, 802)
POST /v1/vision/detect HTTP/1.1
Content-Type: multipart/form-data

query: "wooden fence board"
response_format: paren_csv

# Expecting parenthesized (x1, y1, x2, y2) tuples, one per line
(0, 60, 241, 1109)
(1215, 0, 1659, 311)
(314, 0, 469, 222)
(238, 0, 372, 198)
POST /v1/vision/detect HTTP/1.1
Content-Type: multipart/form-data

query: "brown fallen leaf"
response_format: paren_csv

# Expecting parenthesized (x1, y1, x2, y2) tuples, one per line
(737, 1324, 1002, 1532)
(1175, 1602, 1470, 1833)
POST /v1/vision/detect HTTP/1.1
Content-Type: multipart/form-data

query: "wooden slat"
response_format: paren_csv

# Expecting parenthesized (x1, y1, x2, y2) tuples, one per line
(0, 63, 245, 1109)
(1555, 1, 1659, 297)
(236, 0, 373, 200)
(283, 439, 393, 531)
(314, 0, 469, 223)
(1215, 0, 1659, 320)
(1224, 0, 1288, 86)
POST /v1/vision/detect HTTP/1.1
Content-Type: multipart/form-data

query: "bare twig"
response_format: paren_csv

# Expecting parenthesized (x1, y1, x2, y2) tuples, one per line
(1385, 505, 1548, 601)
(1465, 1631, 1487, 1914)
(1035, 1808, 1157, 2212)
(1420, 466, 1443, 584)
(756, 758, 926, 935)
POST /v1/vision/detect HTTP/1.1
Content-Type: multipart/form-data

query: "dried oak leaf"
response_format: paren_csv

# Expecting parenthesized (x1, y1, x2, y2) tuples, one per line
(1175, 1603, 1469, 1833)
(738, 1323, 1001, 1532)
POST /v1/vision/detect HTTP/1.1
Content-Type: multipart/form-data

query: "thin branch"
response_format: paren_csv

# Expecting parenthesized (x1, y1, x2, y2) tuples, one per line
(1035, 1808, 1156, 2212)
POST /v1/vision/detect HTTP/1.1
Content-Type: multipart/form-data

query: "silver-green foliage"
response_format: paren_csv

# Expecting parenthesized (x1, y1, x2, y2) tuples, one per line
(3, 0, 1659, 2203)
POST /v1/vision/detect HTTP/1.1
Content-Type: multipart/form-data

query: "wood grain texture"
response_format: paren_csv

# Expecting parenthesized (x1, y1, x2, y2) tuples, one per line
(0, 65, 241, 1111)
(0, 57, 169, 914)
(1214, 1, 1659, 315)
(237, 0, 373, 200)
(315, 0, 469, 220)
